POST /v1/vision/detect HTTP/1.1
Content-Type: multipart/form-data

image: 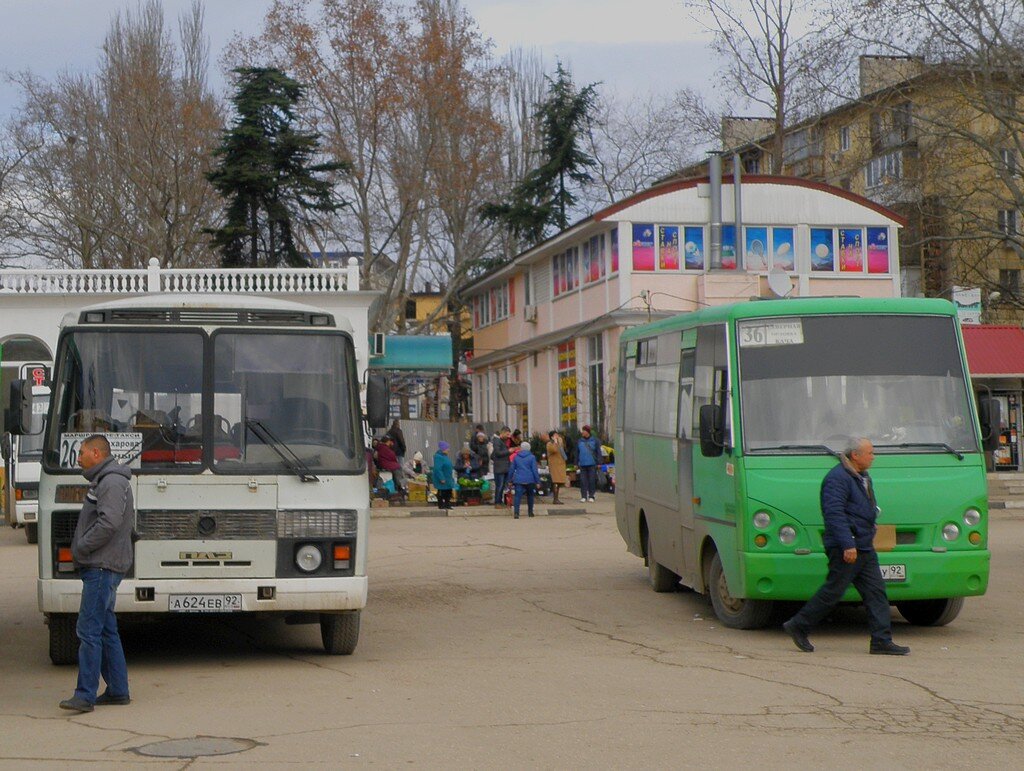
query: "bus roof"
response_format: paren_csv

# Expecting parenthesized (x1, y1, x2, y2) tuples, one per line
(60, 293, 352, 333)
(619, 296, 957, 342)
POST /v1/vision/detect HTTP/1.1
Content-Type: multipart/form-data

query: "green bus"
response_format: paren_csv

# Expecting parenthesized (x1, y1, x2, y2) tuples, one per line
(615, 297, 996, 629)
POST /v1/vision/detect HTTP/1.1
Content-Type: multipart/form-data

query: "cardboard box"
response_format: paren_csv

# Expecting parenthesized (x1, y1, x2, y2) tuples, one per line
(408, 482, 428, 502)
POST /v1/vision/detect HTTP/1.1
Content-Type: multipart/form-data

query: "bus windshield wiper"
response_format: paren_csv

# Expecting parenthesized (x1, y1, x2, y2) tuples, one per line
(245, 418, 320, 482)
(874, 442, 964, 461)
(748, 444, 842, 459)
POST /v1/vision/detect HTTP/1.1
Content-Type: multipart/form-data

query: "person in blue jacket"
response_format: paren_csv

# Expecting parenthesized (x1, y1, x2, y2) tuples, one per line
(576, 425, 601, 503)
(782, 438, 910, 656)
(508, 441, 541, 519)
(432, 441, 455, 511)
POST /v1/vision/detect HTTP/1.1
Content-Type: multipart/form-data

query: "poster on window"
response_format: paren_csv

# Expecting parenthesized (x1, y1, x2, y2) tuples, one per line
(811, 228, 835, 271)
(867, 227, 889, 273)
(557, 341, 577, 426)
(745, 226, 769, 270)
(610, 228, 619, 272)
(632, 224, 655, 271)
(659, 226, 680, 270)
(684, 226, 704, 270)
(721, 225, 737, 269)
(590, 235, 604, 281)
(772, 227, 795, 270)
(839, 228, 863, 272)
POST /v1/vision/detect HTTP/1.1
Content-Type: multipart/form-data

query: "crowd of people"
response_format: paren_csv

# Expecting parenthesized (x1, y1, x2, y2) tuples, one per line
(371, 420, 609, 516)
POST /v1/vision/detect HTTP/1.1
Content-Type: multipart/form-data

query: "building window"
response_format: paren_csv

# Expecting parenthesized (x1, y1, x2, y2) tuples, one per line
(587, 334, 605, 432)
(524, 268, 532, 306)
(742, 154, 761, 174)
(1000, 269, 1021, 297)
(1001, 148, 1018, 176)
(840, 125, 850, 152)
(404, 299, 416, 320)
(582, 234, 606, 284)
(553, 248, 580, 297)
(865, 150, 903, 188)
(998, 209, 1019, 236)
(472, 282, 510, 328)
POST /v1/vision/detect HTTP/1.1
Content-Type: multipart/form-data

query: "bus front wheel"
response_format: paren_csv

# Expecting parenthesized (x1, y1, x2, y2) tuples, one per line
(896, 597, 964, 626)
(49, 614, 79, 665)
(642, 525, 678, 592)
(707, 553, 773, 629)
(321, 610, 360, 655)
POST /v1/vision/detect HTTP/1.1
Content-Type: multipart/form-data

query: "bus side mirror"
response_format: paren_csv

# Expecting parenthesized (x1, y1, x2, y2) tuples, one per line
(366, 372, 389, 429)
(5, 380, 35, 436)
(698, 404, 724, 458)
(1, 432, 10, 462)
(978, 397, 1001, 453)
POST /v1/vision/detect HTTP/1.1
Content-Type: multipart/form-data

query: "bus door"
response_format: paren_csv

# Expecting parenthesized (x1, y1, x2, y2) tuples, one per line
(675, 332, 698, 586)
(691, 324, 737, 571)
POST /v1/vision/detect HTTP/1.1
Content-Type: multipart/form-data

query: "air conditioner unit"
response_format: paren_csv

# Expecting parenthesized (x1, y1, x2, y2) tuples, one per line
(524, 304, 538, 322)
(370, 332, 386, 357)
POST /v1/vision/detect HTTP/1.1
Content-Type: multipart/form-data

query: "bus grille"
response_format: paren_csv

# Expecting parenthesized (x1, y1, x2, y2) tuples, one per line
(277, 509, 358, 538)
(137, 510, 277, 540)
(52, 510, 80, 542)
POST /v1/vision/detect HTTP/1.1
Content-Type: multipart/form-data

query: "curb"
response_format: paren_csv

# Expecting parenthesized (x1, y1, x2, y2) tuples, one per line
(372, 505, 609, 519)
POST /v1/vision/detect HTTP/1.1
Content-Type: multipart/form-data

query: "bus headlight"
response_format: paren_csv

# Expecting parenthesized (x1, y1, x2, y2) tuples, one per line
(295, 544, 324, 572)
(963, 509, 981, 527)
(753, 511, 771, 529)
(942, 523, 960, 541)
(778, 525, 797, 545)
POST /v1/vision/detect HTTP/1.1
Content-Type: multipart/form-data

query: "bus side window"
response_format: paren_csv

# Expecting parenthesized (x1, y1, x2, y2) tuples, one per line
(678, 350, 695, 440)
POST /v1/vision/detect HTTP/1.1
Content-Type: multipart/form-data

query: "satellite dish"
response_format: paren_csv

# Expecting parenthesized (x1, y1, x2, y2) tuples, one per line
(767, 267, 794, 298)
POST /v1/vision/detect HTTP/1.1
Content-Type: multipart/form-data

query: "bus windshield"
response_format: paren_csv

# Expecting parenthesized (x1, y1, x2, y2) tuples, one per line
(46, 329, 362, 473)
(738, 314, 978, 455)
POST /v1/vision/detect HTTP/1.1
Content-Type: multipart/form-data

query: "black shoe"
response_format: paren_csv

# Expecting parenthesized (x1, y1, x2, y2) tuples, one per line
(783, 620, 814, 652)
(870, 640, 910, 656)
(528, 513, 534, 517)
(95, 692, 131, 706)
(59, 696, 94, 713)
(513, 514, 519, 519)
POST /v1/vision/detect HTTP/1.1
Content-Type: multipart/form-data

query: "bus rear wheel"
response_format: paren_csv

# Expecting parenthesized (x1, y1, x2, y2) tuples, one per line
(25, 523, 38, 544)
(707, 553, 773, 629)
(896, 597, 964, 626)
(321, 610, 360, 655)
(642, 525, 677, 592)
(49, 614, 79, 665)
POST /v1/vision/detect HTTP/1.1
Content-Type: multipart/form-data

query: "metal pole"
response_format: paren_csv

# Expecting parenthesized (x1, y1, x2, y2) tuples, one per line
(709, 153, 722, 269)
(733, 153, 743, 270)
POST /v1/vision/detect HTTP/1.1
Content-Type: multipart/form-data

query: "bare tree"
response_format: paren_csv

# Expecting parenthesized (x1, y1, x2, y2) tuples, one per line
(688, 0, 855, 166)
(582, 93, 702, 209)
(3, 1, 222, 268)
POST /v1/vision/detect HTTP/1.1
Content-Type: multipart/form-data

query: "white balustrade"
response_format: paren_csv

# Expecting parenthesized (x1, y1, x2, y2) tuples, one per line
(0, 256, 362, 295)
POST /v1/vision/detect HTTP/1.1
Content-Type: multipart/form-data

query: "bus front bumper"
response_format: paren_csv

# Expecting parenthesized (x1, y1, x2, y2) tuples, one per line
(39, 575, 368, 615)
(741, 550, 990, 601)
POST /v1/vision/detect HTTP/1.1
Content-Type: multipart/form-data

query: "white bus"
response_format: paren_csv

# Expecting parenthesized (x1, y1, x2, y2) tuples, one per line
(7, 295, 388, 663)
(3, 364, 51, 544)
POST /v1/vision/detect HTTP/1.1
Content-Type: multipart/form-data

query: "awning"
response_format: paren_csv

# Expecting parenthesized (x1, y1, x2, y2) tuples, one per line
(498, 382, 528, 405)
(961, 325, 1024, 377)
(368, 335, 453, 371)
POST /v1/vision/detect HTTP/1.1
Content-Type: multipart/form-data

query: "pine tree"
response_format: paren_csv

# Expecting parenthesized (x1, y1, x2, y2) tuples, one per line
(481, 62, 598, 247)
(206, 67, 346, 267)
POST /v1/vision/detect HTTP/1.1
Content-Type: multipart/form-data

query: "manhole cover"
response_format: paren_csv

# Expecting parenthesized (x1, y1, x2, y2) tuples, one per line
(131, 736, 262, 758)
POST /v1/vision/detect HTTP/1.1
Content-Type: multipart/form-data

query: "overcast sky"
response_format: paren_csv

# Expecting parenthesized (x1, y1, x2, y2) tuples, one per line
(0, 0, 719, 120)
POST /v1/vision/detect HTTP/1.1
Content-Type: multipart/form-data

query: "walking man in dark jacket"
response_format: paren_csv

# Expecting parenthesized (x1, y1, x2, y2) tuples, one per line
(60, 435, 136, 712)
(782, 438, 910, 656)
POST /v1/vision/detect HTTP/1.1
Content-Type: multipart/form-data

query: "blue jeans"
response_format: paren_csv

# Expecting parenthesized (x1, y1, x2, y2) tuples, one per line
(493, 472, 508, 503)
(579, 465, 598, 499)
(513, 483, 535, 516)
(788, 548, 893, 644)
(75, 568, 129, 703)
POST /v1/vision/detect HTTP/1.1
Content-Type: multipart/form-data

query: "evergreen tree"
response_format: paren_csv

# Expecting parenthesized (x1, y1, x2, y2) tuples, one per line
(482, 62, 598, 247)
(206, 67, 346, 267)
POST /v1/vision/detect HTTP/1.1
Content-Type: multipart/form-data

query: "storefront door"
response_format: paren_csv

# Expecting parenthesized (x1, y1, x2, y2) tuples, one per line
(993, 392, 1021, 471)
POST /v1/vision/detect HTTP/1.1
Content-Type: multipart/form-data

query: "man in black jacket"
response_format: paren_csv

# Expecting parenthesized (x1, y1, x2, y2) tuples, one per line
(782, 438, 909, 656)
(59, 435, 136, 712)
